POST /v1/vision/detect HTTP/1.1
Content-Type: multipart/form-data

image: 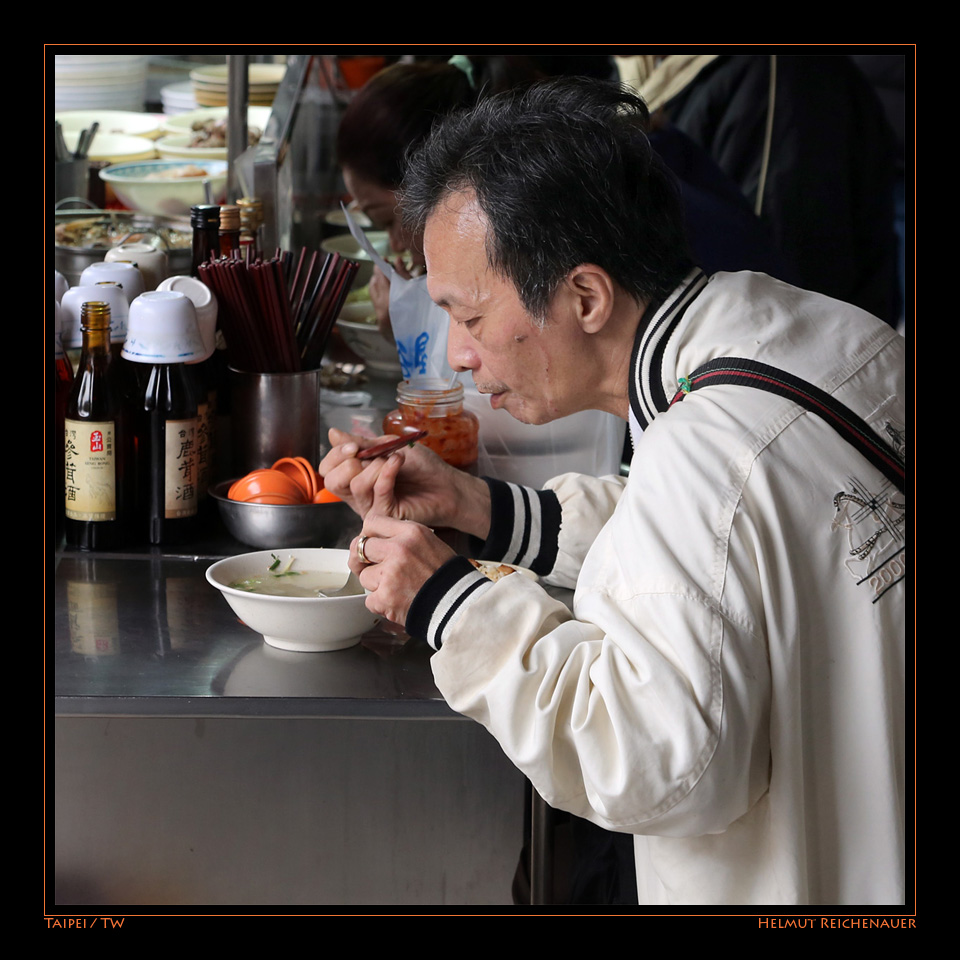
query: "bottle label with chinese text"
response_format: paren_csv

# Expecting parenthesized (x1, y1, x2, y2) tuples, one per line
(164, 417, 199, 518)
(64, 419, 116, 521)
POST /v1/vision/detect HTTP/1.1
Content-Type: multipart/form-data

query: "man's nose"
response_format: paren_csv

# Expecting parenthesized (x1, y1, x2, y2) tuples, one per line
(447, 319, 480, 373)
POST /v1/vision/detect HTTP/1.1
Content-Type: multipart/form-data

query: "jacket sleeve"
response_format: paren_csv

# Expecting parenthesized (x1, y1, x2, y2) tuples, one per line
(475, 473, 628, 588)
(409, 461, 771, 838)
(412, 557, 771, 838)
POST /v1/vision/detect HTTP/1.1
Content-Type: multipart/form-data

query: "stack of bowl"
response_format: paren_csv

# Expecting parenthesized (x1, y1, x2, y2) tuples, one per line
(160, 81, 197, 114)
(213, 458, 358, 549)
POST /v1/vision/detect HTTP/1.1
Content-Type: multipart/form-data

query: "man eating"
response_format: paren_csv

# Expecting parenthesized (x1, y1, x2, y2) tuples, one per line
(320, 78, 906, 906)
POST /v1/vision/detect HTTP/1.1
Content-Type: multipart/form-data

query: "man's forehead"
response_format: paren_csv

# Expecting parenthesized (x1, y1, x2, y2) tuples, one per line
(424, 190, 496, 306)
(424, 189, 488, 248)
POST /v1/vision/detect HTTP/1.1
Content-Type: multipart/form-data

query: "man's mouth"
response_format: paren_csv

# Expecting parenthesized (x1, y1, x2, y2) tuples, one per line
(476, 382, 508, 408)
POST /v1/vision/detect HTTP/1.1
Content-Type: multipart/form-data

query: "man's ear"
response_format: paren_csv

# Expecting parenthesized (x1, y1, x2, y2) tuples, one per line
(565, 264, 616, 334)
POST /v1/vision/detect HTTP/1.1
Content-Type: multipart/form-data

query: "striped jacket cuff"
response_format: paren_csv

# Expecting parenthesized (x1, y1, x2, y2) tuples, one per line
(407, 556, 494, 651)
(478, 478, 561, 576)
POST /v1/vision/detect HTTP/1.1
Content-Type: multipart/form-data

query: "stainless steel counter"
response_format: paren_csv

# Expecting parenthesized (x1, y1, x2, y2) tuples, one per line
(54, 545, 455, 720)
(52, 511, 526, 907)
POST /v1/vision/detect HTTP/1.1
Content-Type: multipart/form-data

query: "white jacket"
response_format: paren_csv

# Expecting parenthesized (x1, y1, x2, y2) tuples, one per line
(407, 271, 906, 905)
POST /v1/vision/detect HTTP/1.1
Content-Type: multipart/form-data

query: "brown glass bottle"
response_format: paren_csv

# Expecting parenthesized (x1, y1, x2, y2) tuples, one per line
(135, 362, 200, 545)
(64, 302, 134, 550)
(219, 204, 241, 259)
(190, 204, 221, 277)
(187, 362, 214, 510)
(189, 203, 224, 475)
(54, 302, 74, 541)
(237, 197, 263, 259)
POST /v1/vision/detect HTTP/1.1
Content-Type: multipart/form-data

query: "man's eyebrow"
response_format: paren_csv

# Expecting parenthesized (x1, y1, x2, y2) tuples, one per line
(427, 279, 471, 311)
(429, 290, 466, 311)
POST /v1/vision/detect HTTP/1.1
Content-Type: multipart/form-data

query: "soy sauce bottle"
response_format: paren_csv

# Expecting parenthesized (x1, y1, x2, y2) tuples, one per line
(64, 301, 133, 550)
(54, 301, 74, 541)
(190, 204, 221, 276)
(237, 197, 263, 259)
(190, 203, 225, 469)
(135, 361, 200, 545)
(218, 204, 241, 258)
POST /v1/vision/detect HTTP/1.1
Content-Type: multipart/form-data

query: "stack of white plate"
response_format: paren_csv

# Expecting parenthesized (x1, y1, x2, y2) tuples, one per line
(190, 63, 286, 107)
(54, 55, 148, 112)
(160, 81, 197, 115)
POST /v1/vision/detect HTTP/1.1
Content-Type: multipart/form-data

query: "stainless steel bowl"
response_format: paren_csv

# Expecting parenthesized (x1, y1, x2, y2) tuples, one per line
(211, 481, 360, 549)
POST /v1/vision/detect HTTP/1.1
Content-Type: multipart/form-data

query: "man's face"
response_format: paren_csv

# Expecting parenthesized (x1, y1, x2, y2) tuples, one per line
(424, 191, 589, 425)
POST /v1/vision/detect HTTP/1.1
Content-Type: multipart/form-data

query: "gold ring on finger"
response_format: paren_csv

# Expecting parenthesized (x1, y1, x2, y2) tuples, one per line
(357, 534, 372, 565)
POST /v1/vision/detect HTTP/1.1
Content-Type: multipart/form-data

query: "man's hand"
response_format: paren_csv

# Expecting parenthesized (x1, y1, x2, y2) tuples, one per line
(349, 515, 456, 625)
(319, 428, 491, 538)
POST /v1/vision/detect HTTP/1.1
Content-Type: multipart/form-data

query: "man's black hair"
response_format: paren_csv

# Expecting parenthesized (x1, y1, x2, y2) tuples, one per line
(401, 77, 692, 319)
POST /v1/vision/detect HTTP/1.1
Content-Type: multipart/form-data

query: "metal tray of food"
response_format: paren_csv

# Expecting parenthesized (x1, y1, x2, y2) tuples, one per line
(54, 203, 193, 284)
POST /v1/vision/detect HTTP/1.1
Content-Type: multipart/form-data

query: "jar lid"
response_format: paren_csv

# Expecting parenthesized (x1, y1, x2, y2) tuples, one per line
(396, 378, 464, 406)
(219, 204, 240, 231)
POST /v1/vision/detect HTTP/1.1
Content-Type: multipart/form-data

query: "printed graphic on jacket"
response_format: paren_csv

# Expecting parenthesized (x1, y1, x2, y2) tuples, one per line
(831, 422, 906, 603)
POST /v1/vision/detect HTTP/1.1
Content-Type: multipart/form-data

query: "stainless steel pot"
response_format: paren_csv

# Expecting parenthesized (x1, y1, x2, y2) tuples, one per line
(55, 203, 193, 285)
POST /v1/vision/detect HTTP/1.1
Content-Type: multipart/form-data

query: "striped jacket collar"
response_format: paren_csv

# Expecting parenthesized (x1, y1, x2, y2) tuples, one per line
(629, 268, 708, 431)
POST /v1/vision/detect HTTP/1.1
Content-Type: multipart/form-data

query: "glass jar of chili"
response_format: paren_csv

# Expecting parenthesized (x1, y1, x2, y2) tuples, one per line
(383, 378, 478, 471)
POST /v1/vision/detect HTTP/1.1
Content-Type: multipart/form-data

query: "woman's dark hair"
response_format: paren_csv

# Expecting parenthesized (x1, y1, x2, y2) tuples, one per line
(401, 78, 692, 319)
(336, 57, 547, 190)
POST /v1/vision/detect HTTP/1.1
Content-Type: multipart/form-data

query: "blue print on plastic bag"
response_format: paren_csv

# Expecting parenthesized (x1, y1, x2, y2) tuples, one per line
(397, 331, 430, 378)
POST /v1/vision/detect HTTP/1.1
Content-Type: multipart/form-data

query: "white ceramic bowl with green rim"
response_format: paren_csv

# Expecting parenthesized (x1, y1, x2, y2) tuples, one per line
(99, 159, 228, 217)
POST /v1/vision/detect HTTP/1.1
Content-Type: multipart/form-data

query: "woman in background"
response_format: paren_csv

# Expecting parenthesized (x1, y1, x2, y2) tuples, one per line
(338, 54, 791, 336)
(337, 56, 555, 333)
